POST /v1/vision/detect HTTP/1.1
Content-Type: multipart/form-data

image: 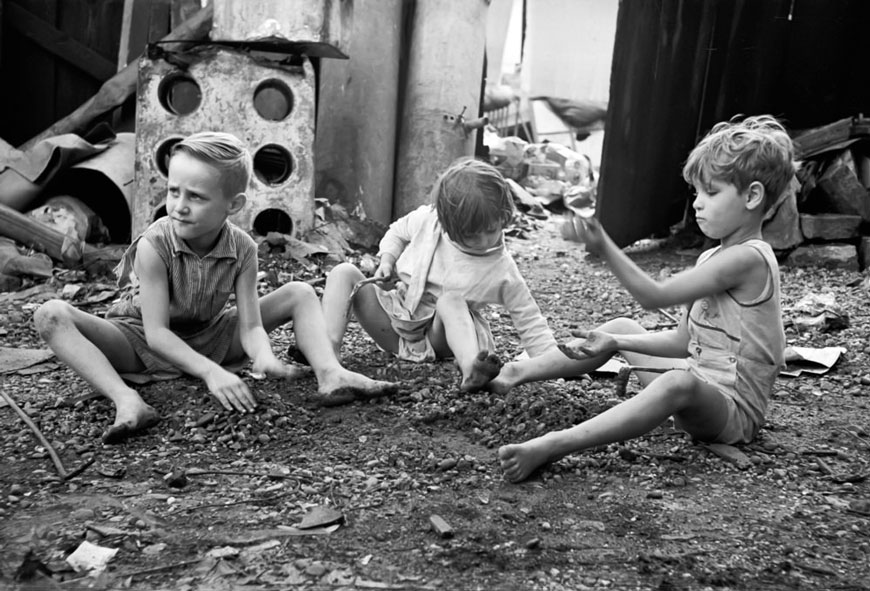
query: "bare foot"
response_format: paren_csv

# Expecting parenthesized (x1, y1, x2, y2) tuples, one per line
(484, 361, 521, 395)
(498, 438, 555, 483)
(103, 400, 161, 445)
(312, 368, 399, 407)
(460, 350, 503, 393)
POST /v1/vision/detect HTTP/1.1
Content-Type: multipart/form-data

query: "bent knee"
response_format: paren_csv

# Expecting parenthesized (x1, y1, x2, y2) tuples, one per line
(656, 369, 702, 404)
(277, 281, 317, 304)
(33, 299, 74, 337)
(600, 316, 645, 335)
(328, 262, 361, 280)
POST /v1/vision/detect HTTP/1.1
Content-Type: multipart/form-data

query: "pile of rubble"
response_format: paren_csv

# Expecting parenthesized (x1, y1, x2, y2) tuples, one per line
(484, 126, 597, 218)
(753, 115, 870, 272)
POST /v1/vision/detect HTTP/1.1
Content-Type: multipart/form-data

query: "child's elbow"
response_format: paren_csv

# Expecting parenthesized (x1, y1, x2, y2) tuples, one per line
(635, 294, 663, 310)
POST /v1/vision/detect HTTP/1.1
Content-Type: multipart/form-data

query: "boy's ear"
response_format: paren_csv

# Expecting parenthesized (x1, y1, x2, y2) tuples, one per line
(228, 192, 247, 214)
(745, 181, 765, 211)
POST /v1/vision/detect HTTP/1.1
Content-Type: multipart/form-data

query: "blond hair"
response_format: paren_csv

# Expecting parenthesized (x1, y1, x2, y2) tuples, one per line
(172, 131, 253, 197)
(682, 115, 797, 211)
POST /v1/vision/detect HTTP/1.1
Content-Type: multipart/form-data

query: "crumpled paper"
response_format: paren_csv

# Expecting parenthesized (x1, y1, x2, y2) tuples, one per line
(66, 541, 118, 573)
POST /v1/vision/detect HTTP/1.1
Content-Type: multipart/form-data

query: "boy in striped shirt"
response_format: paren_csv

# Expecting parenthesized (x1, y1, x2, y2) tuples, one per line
(35, 132, 397, 444)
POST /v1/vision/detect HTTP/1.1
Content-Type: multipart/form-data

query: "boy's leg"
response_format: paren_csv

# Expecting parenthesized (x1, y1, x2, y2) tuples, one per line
(499, 370, 730, 482)
(488, 317, 675, 394)
(254, 282, 398, 404)
(33, 300, 160, 443)
(428, 292, 501, 392)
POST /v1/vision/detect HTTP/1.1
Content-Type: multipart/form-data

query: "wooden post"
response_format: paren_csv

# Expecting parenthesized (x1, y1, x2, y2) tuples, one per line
(315, 0, 404, 226)
(392, 0, 488, 219)
(19, 4, 213, 152)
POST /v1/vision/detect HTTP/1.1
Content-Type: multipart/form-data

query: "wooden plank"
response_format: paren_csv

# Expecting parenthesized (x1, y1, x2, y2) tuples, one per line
(20, 4, 213, 151)
(5, 1, 115, 82)
(118, 0, 171, 71)
(0, 136, 22, 162)
(0, 0, 58, 145)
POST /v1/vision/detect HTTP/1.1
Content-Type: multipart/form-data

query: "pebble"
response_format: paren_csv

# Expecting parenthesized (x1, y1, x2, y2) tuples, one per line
(70, 508, 96, 520)
(437, 458, 457, 471)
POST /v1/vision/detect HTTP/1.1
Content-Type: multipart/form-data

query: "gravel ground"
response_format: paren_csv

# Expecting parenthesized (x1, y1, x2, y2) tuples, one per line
(1, 214, 869, 591)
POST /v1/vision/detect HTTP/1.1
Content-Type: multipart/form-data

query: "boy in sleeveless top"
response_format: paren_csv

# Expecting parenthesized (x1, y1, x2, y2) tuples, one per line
(496, 115, 795, 483)
(34, 132, 396, 444)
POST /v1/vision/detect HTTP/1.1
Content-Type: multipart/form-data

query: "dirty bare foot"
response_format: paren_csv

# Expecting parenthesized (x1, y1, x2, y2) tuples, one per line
(498, 436, 558, 483)
(460, 350, 503, 393)
(311, 368, 399, 407)
(484, 361, 521, 395)
(103, 397, 161, 444)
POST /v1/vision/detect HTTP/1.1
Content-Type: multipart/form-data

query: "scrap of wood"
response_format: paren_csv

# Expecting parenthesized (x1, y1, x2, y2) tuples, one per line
(1, 136, 23, 162)
(0, 238, 53, 278)
(0, 202, 96, 265)
(428, 514, 454, 538)
(0, 388, 67, 477)
(20, 5, 213, 151)
(6, 2, 116, 82)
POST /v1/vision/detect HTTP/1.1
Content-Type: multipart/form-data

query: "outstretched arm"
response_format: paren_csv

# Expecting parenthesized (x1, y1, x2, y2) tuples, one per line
(136, 240, 256, 412)
(566, 309, 690, 360)
(567, 215, 761, 309)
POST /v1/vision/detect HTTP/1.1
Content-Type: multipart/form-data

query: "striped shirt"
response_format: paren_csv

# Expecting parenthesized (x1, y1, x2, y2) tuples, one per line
(109, 217, 256, 335)
(105, 217, 257, 374)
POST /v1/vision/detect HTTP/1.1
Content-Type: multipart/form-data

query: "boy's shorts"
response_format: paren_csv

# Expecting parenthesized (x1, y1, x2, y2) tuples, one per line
(674, 389, 758, 444)
(673, 362, 761, 444)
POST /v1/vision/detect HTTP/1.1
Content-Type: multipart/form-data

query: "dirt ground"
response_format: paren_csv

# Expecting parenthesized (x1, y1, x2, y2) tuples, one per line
(1, 214, 869, 591)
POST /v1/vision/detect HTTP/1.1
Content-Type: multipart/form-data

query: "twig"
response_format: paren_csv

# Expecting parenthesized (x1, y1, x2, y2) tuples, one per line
(118, 558, 201, 578)
(791, 560, 837, 576)
(181, 490, 296, 513)
(63, 456, 95, 480)
(614, 366, 681, 397)
(656, 308, 680, 324)
(156, 467, 303, 482)
(0, 389, 67, 478)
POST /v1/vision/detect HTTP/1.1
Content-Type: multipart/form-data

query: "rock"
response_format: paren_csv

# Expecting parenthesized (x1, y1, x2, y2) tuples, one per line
(762, 188, 802, 249)
(799, 213, 862, 240)
(429, 514, 454, 538)
(787, 244, 858, 270)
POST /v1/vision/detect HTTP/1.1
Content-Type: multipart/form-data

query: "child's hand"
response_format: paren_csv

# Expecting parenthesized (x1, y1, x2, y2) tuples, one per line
(374, 262, 393, 281)
(560, 212, 606, 254)
(204, 367, 257, 413)
(558, 329, 617, 360)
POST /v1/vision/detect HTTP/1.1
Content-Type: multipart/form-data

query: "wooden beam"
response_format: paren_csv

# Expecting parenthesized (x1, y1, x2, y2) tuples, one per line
(0, 202, 94, 265)
(5, 2, 116, 82)
(0, 136, 23, 163)
(19, 4, 213, 151)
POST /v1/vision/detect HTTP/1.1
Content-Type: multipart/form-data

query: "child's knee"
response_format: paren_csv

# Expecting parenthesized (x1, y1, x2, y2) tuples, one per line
(656, 370, 699, 405)
(278, 281, 317, 305)
(600, 316, 644, 334)
(328, 262, 361, 281)
(33, 299, 72, 337)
